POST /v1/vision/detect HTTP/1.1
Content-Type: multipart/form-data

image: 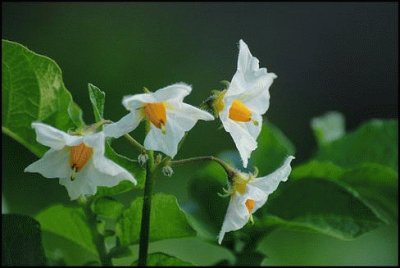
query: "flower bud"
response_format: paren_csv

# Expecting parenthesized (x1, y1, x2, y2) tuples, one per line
(162, 165, 174, 177)
(138, 153, 148, 166)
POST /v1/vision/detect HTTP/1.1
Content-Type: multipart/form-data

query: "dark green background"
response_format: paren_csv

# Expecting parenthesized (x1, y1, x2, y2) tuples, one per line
(2, 2, 398, 265)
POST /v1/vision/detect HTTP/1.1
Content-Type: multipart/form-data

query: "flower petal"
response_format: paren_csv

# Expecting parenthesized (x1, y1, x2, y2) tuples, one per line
(220, 109, 257, 168)
(152, 83, 192, 102)
(143, 119, 183, 158)
(103, 110, 144, 138)
(168, 101, 214, 130)
(250, 156, 295, 195)
(32, 122, 81, 149)
(24, 148, 72, 179)
(92, 153, 136, 185)
(122, 83, 192, 110)
(83, 132, 105, 155)
(240, 73, 276, 115)
(245, 184, 268, 214)
(226, 40, 277, 115)
(218, 193, 249, 244)
(58, 177, 97, 201)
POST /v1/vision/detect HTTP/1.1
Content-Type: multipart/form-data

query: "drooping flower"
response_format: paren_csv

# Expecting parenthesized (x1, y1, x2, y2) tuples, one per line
(211, 40, 277, 168)
(218, 156, 294, 244)
(104, 83, 214, 158)
(24, 122, 136, 200)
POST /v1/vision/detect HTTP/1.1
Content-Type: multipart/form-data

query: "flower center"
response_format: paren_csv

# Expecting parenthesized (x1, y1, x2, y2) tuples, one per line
(245, 199, 255, 213)
(229, 99, 252, 122)
(144, 102, 167, 130)
(69, 143, 93, 172)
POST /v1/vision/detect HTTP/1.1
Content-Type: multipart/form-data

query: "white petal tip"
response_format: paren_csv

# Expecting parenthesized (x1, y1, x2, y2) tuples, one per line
(287, 155, 296, 161)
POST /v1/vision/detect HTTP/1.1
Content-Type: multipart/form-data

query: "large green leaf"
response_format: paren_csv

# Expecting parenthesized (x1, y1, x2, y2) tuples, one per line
(132, 252, 194, 266)
(116, 193, 196, 246)
(41, 231, 98, 266)
(293, 161, 398, 224)
(2, 40, 84, 157)
(258, 179, 383, 240)
(2, 214, 47, 265)
(35, 204, 97, 257)
(338, 164, 398, 223)
(315, 119, 398, 171)
(88, 83, 105, 123)
(251, 122, 295, 175)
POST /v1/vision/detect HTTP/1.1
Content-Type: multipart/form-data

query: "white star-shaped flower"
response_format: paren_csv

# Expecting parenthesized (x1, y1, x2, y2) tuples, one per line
(24, 123, 136, 200)
(104, 83, 214, 158)
(218, 156, 294, 244)
(213, 40, 277, 168)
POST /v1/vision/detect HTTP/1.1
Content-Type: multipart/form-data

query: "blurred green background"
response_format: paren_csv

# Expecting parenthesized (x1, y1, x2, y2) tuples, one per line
(2, 2, 398, 265)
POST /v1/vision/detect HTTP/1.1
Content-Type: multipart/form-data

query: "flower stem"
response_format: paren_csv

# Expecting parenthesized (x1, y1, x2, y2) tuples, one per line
(138, 149, 155, 266)
(170, 156, 236, 178)
(80, 198, 112, 266)
(123, 133, 146, 153)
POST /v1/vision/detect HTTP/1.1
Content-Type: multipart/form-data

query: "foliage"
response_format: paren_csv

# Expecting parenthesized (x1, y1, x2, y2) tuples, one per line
(116, 193, 196, 246)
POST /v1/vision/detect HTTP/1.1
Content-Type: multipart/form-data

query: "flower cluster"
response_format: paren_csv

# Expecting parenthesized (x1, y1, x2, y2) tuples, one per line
(25, 39, 294, 244)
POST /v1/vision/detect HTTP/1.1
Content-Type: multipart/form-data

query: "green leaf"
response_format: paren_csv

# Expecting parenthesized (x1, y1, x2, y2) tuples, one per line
(292, 160, 345, 180)
(35, 204, 97, 256)
(292, 161, 398, 224)
(132, 252, 194, 266)
(2, 39, 85, 157)
(315, 119, 398, 171)
(259, 179, 383, 240)
(92, 196, 124, 219)
(116, 193, 196, 246)
(311, 111, 345, 146)
(2, 214, 47, 265)
(88, 83, 105, 123)
(41, 231, 98, 266)
(338, 164, 398, 224)
(251, 122, 295, 175)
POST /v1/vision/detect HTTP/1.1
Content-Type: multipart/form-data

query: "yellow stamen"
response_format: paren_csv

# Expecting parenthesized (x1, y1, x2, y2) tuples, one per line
(229, 100, 252, 122)
(144, 102, 167, 129)
(69, 143, 93, 173)
(245, 199, 255, 214)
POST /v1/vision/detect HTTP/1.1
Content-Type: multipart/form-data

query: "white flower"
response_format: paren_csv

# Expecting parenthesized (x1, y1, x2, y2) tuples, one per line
(218, 156, 294, 244)
(213, 40, 277, 168)
(24, 123, 136, 200)
(104, 83, 214, 158)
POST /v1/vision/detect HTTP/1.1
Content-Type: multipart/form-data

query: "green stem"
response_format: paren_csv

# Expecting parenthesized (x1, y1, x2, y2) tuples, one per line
(80, 198, 112, 266)
(170, 156, 236, 178)
(138, 150, 155, 266)
(124, 133, 146, 153)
